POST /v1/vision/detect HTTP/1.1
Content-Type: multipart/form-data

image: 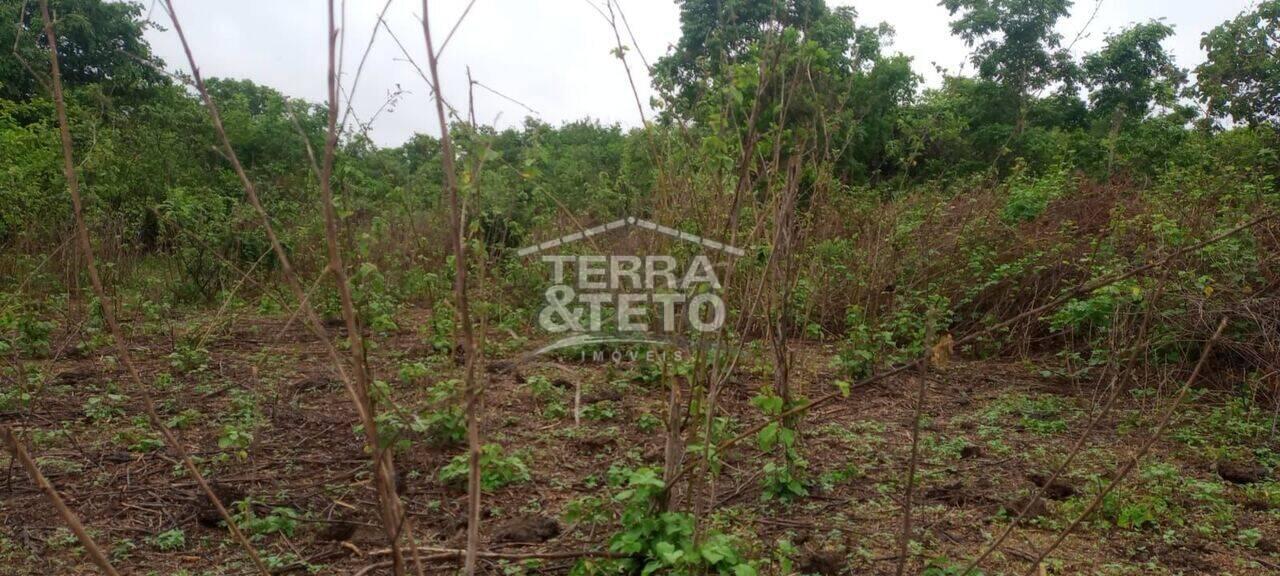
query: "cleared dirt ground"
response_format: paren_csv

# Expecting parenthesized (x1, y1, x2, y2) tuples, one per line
(3, 309, 1279, 575)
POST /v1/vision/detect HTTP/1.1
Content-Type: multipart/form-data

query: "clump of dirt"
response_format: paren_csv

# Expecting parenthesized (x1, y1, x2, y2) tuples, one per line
(576, 433, 616, 450)
(54, 367, 95, 385)
(798, 548, 845, 576)
(583, 388, 624, 404)
(293, 374, 339, 392)
(193, 482, 245, 528)
(314, 520, 358, 542)
(1027, 472, 1077, 500)
(926, 481, 983, 507)
(446, 508, 497, 534)
(100, 450, 133, 464)
(492, 514, 561, 543)
(486, 359, 517, 374)
(1216, 460, 1269, 484)
(1004, 494, 1048, 522)
(1137, 539, 1215, 573)
(393, 469, 409, 496)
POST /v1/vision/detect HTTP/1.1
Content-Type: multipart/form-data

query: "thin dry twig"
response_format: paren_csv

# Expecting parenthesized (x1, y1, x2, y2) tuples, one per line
(895, 313, 936, 576)
(470, 78, 538, 116)
(10, 0, 51, 94)
(157, 3, 412, 573)
(36, 1, 269, 573)
(421, 2, 483, 574)
(604, 0, 646, 125)
(611, 0, 651, 72)
(193, 245, 273, 350)
(338, 0, 396, 133)
(320, 1, 409, 573)
(437, 0, 477, 58)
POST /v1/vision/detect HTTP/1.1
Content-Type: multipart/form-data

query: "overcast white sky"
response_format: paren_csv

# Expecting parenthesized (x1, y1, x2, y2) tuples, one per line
(141, 0, 1257, 148)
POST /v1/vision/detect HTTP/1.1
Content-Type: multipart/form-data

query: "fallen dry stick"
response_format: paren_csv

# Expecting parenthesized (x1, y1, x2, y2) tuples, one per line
(1, 426, 120, 576)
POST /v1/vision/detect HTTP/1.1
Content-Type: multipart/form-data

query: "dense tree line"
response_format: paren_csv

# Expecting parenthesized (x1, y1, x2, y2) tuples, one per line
(1, 0, 1277, 306)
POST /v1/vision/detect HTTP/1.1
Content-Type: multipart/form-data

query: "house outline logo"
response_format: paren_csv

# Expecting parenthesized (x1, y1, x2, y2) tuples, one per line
(516, 216, 744, 257)
(516, 216, 742, 361)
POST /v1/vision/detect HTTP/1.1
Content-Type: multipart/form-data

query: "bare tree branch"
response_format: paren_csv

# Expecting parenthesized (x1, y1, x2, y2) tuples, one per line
(37, 1, 269, 573)
(421, 2, 483, 574)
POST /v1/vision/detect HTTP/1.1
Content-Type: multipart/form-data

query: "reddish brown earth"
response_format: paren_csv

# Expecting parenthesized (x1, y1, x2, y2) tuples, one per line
(2, 310, 1279, 575)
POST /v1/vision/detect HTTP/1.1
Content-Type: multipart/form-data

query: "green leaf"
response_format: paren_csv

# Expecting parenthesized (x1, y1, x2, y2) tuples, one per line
(758, 422, 779, 451)
(654, 541, 683, 564)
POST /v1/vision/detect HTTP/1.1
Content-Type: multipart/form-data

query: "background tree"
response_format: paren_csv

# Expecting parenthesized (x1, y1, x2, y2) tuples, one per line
(1196, 0, 1280, 127)
(1082, 21, 1185, 175)
(655, 1, 916, 185)
(652, 0, 830, 115)
(940, 0, 1074, 136)
(1084, 21, 1184, 123)
(0, 0, 164, 101)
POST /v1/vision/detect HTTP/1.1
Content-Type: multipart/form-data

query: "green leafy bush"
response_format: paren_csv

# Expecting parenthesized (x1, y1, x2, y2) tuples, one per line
(752, 390, 808, 501)
(596, 466, 756, 576)
(416, 379, 467, 446)
(167, 341, 210, 374)
(1001, 166, 1070, 224)
(234, 501, 298, 540)
(439, 444, 530, 490)
(148, 529, 185, 551)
